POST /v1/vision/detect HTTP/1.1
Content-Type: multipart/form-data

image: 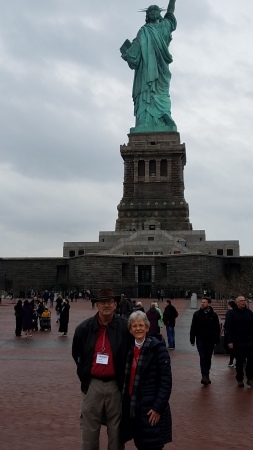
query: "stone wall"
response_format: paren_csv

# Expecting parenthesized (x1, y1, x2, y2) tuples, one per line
(154, 258, 168, 289)
(165, 254, 225, 293)
(0, 258, 68, 294)
(68, 255, 134, 295)
(68, 253, 225, 297)
(1, 253, 251, 299)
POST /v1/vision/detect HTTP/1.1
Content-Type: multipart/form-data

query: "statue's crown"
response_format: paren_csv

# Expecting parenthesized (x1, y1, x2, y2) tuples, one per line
(138, 7, 166, 12)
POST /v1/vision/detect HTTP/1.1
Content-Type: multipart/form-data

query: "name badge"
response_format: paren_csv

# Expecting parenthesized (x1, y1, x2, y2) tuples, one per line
(96, 353, 109, 365)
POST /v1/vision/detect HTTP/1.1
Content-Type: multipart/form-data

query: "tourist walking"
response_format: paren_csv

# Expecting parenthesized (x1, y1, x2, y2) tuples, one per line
(72, 287, 132, 450)
(120, 311, 172, 450)
(37, 299, 44, 318)
(163, 299, 178, 349)
(190, 297, 220, 386)
(154, 302, 163, 330)
(55, 295, 63, 323)
(43, 290, 50, 306)
(49, 291, 55, 308)
(146, 302, 161, 337)
(91, 293, 96, 309)
(59, 299, 70, 336)
(22, 299, 33, 338)
(225, 295, 253, 388)
(119, 294, 132, 319)
(223, 300, 236, 367)
(133, 301, 145, 313)
(14, 299, 23, 337)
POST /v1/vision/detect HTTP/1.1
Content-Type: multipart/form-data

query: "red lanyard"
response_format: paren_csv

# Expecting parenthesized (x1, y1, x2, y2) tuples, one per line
(101, 328, 106, 353)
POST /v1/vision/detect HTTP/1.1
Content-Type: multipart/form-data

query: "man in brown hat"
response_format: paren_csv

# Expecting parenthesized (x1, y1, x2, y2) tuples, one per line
(72, 287, 132, 450)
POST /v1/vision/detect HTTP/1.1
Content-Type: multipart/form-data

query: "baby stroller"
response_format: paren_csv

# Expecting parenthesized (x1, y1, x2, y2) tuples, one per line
(40, 311, 51, 331)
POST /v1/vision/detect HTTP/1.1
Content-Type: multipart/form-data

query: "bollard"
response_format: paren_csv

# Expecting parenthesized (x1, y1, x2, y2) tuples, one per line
(190, 293, 198, 309)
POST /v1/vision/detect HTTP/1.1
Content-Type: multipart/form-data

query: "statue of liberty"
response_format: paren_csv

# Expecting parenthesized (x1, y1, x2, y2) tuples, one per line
(120, 1, 177, 134)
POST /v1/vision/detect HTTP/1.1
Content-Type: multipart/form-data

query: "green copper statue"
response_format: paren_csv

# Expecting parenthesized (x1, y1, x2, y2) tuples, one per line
(120, 1, 177, 134)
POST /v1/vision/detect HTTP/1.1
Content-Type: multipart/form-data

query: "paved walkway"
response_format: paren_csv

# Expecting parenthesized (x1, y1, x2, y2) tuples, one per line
(1, 298, 253, 449)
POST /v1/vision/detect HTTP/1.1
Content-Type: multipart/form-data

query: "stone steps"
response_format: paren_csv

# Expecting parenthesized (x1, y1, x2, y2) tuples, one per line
(211, 301, 227, 324)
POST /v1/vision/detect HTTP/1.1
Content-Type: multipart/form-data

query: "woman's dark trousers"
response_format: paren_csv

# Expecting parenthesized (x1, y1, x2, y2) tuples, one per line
(15, 317, 23, 336)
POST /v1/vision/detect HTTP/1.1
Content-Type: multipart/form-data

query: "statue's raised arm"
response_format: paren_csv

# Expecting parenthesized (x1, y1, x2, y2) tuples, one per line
(120, 4, 177, 134)
(167, 0, 176, 15)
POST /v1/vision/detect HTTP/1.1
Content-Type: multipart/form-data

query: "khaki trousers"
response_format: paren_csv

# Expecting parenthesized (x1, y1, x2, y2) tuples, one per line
(80, 378, 124, 450)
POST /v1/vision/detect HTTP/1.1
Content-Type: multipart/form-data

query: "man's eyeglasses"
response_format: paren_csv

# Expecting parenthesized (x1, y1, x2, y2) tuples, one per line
(97, 300, 115, 305)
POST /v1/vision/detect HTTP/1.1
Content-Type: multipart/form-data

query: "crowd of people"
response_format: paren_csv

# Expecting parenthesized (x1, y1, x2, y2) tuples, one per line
(14, 293, 70, 337)
(224, 295, 253, 388)
(190, 295, 253, 388)
(113, 296, 179, 350)
(10, 285, 253, 449)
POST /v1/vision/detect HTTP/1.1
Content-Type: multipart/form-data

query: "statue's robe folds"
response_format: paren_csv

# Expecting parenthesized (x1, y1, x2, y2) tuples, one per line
(125, 13, 177, 133)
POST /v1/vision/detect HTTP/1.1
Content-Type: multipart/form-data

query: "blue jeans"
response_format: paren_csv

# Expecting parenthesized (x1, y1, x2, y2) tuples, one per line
(196, 339, 214, 377)
(166, 325, 175, 348)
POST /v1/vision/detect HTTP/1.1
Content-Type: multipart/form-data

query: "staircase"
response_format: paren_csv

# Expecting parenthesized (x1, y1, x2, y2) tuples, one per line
(211, 300, 227, 325)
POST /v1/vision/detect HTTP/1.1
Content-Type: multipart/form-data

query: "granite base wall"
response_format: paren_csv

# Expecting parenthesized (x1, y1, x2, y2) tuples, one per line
(1, 254, 252, 298)
(165, 254, 225, 294)
(0, 258, 68, 294)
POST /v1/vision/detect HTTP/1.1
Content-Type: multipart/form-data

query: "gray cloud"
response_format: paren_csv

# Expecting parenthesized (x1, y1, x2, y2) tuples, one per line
(0, 0, 253, 256)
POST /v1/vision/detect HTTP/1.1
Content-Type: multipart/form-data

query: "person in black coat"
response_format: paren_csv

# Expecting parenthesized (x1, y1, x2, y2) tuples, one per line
(133, 301, 145, 313)
(59, 299, 70, 336)
(14, 300, 23, 336)
(37, 299, 45, 317)
(55, 295, 63, 323)
(163, 299, 178, 349)
(146, 302, 161, 337)
(225, 295, 253, 388)
(22, 299, 33, 338)
(223, 300, 236, 367)
(119, 295, 132, 319)
(190, 297, 220, 386)
(121, 310, 172, 450)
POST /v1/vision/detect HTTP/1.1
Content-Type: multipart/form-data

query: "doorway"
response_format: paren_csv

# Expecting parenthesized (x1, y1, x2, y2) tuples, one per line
(138, 265, 152, 297)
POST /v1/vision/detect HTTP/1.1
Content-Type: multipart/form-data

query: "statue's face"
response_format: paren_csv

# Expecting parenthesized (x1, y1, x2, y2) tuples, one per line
(146, 5, 161, 22)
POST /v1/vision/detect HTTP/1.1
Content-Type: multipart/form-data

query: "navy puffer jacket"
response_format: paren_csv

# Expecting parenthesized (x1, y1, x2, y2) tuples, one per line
(122, 337, 172, 449)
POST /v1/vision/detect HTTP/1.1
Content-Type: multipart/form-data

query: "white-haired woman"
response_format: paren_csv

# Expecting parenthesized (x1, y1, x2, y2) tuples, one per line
(120, 311, 172, 450)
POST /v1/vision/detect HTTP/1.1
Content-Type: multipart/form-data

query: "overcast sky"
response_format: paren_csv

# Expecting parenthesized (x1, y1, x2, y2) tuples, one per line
(0, 0, 253, 257)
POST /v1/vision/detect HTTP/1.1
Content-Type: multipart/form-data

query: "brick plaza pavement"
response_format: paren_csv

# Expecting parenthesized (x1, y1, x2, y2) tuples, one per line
(1, 298, 253, 450)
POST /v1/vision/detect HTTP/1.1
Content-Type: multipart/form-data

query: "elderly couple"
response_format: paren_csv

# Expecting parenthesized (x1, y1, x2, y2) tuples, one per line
(72, 287, 172, 450)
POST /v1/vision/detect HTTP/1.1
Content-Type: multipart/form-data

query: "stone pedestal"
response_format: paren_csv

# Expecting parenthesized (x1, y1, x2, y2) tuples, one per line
(115, 132, 192, 232)
(190, 293, 198, 309)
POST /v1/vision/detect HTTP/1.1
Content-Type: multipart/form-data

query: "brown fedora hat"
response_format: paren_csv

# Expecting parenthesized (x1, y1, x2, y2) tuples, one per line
(96, 288, 115, 302)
